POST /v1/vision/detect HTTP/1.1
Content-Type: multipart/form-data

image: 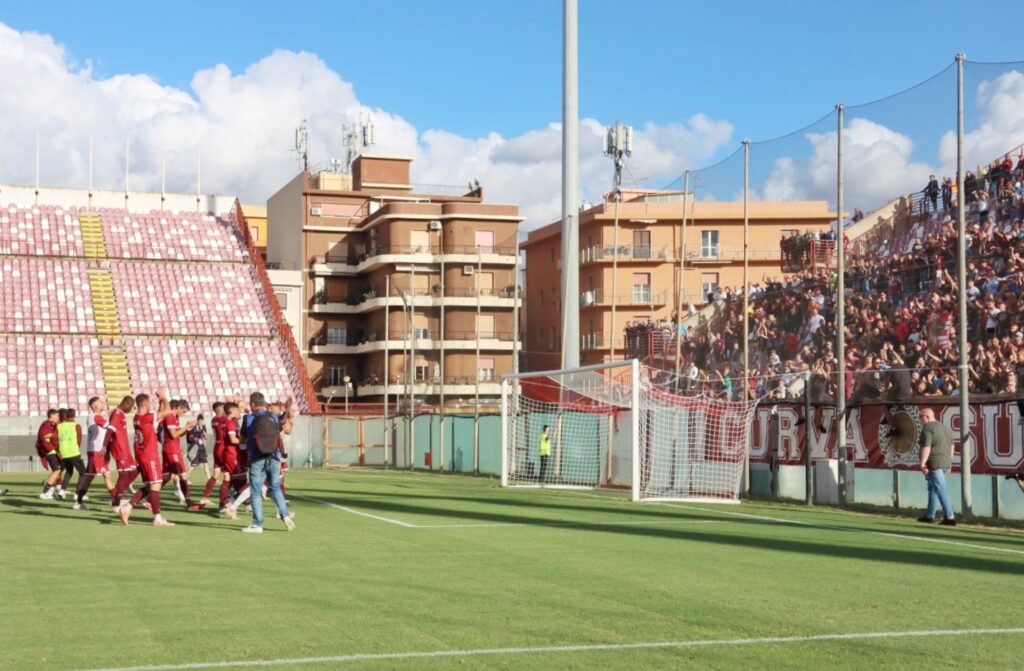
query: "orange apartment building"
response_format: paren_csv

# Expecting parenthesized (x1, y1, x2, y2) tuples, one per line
(266, 154, 522, 407)
(523, 190, 835, 371)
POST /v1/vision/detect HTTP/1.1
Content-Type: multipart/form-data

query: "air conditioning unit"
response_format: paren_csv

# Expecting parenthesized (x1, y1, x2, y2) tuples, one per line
(310, 207, 323, 216)
(428, 220, 442, 231)
(463, 265, 475, 275)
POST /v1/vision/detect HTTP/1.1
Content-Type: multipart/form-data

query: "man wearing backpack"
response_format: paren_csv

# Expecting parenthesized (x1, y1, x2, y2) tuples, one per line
(241, 392, 295, 533)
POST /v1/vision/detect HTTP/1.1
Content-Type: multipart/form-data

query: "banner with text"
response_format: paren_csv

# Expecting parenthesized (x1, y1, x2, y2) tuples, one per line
(750, 401, 1024, 475)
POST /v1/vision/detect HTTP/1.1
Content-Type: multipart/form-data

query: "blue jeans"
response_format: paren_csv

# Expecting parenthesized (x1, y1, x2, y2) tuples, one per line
(248, 457, 289, 527)
(925, 468, 955, 520)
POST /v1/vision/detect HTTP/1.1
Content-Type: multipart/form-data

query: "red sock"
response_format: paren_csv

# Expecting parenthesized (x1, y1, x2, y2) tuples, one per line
(130, 486, 148, 507)
(219, 480, 230, 506)
(149, 489, 161, 516)
(115, 471, 136, 498)
(202, 477, 216, 499)
(107, 487, 117, 505)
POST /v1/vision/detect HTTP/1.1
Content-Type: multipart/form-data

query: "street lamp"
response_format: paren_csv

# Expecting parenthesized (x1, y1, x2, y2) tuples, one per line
(343, 375, 351, 413)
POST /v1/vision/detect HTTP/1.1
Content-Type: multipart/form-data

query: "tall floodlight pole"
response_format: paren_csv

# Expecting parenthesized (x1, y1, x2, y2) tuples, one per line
(836, 104, 849, 504)
(604, 121, 633, 362)
(956, 53, 972, 518)
(560, 0, 580, 368)
(742, 139, 750, 495)
(674, 170, 690, 390)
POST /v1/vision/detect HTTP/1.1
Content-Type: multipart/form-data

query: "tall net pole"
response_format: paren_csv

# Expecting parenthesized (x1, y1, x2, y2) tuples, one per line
(836, 103, 848, 504)
(560, 0, 580, 369)
(674, 170, 690, 390)
(742, 139, 750, 495)
(955, 52, 972, 518)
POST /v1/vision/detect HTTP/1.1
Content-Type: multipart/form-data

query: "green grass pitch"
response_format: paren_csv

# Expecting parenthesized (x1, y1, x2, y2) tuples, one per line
(2, 469, 1023, 670)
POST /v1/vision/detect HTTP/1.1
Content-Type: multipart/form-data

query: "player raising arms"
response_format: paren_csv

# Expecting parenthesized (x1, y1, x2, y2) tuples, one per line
(108, 396, 138, 508)
(119, 389, 174, 527)
(73, 396, 118, 510)
(36, 409, 62, 499)
(198, 402, 226, 508)
(159, 399, 198, 510)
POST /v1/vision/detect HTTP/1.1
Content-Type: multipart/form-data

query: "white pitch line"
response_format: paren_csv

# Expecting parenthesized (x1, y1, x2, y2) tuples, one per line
(290, 495, 416, 528)
(416, 519, 719, 529)
(659, 502, 1024, 558)
(74, 627, 1024, 671)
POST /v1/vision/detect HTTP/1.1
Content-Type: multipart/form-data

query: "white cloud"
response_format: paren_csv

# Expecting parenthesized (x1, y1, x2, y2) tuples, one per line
(938, 69, 1024, 172)
(0, 21, 735, 230)
(761, 118, 934, 210)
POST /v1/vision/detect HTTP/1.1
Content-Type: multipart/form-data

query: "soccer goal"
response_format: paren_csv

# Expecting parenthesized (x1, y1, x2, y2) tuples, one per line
(500, 359, 761, 503)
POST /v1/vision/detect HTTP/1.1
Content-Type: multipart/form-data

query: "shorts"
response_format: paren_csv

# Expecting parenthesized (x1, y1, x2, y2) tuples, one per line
(137, 454, 162, 484)
(111, 450, 137, 472)
(162, 451, 186, 477)
(44, 452, 62, 472)
(189, 445, 208, 466)
(222, 451, 238, 476)
(86, 452, 110, 476)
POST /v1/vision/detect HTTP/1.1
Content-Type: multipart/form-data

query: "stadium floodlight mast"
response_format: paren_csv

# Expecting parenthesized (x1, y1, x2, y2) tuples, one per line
(560, 0, 580, 369)
(604, 121, 633, 362)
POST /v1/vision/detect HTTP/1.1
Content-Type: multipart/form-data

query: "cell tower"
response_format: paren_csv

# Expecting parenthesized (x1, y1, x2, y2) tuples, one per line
(295, 119, 309, 172)
(344, 114, 375, 172)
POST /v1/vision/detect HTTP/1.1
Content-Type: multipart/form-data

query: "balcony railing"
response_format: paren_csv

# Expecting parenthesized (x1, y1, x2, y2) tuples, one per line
(580, 333, 625, 350)
(685, 246, 781, 261)
(313, 330, 515, 347)
(581, 245, 671, 263)
(579, 288, 670, 306)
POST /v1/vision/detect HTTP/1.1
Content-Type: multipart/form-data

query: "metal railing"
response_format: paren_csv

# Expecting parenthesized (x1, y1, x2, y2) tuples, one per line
(579, 288, 670, 306)
(581, 245, 669, 262)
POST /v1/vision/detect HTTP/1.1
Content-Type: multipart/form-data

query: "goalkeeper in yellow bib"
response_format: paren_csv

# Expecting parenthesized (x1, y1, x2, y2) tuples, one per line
(538, 426, 551, 483)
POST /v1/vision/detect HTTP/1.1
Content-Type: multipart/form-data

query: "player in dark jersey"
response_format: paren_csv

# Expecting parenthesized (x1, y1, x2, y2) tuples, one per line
(36, 409, 62, 499)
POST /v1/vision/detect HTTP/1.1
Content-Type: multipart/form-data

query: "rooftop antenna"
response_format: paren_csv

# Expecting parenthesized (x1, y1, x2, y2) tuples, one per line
(344, 113, 375, 172)
(603, 120, 633, 363)
(295, 119, 309, 172)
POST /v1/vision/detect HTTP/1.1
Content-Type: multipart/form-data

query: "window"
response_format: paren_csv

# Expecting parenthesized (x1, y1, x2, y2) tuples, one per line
(539, 289, 544, 305)
(478, 358, 495, 381)
(475, 230, 495, 253)
(325, 366, 348, 387)
(477, 314, 495, 338)
(632, 272, 651, 303)
(413, 328, 430, 339)
(326, 328, 347, 345)
(414, 363, 429, 382)
(701, 272, 720, 300)
(410, 230, 430, 252)
(701, 230, 720, 258)
(250, 226, 261, 243)
(274, 291, 289, 309)
(477, 272, 494, 295)
(632, 230, 651, 258)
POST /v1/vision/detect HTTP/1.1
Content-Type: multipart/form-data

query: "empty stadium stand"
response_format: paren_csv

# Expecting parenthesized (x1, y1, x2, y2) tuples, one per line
(0, 199, 315, 415)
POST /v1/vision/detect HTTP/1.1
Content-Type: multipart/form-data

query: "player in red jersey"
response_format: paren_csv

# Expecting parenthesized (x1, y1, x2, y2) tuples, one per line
(36, 409, 62, 499)
(108, 395, 138, 507)
(119, 390, 174, 527)
(73, 396, 118, 510)
(220, 402, 249, 513)
(198, 402, 226, 507)
(159, 399, 197, 509)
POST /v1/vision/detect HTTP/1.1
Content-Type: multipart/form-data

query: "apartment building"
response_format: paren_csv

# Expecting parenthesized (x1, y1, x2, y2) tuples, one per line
(523, 190, 835, 371)
(266, 154, 522, 407)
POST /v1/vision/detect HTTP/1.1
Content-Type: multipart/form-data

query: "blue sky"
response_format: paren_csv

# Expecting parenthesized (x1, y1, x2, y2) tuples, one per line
(3, 0, 1019, 142)
(1, 1, 1023, 225)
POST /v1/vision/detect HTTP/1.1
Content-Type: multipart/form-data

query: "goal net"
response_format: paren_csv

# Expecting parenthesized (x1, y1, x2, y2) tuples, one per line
(500, 359, 761, 502)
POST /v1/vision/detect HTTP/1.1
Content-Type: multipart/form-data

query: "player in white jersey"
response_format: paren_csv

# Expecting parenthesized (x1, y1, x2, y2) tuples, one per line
(73, 396, 118, 510)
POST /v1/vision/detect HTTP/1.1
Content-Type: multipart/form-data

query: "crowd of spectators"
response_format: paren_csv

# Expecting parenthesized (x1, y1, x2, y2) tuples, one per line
(630, 149, 1024, 403)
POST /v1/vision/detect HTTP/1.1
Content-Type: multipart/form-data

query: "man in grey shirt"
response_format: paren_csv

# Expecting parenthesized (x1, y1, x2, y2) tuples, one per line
(917, 407, 956, 526)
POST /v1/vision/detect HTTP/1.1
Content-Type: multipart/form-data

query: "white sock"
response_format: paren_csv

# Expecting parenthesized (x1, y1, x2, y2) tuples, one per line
(230, 487, 252, 511)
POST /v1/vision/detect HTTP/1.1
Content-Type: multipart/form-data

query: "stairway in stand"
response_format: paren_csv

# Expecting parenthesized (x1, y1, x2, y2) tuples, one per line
(80, 212, 133, 404)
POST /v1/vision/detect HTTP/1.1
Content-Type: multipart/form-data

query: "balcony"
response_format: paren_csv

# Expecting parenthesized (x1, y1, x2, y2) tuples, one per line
(356, 375, 502, 397)
(311, 285, 520, 313)
(579, 288, 670, 308)
(686, 246, 781, 263)
(580, 245, 674, 264)
(311, 244, 518, 275)
(580, 332, 626, 351)
(310, 330, 518, 355)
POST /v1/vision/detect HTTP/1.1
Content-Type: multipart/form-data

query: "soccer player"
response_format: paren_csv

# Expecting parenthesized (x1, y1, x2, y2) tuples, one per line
(36, 409, 62, 499)
(57, 408, 85, 498)
(159, 399, 197, 509)
(119, 390, 174, 527)
(221, 402, 249, 512)
(74, 396, 117, 510)
(185, 413, 210, 484)
(108, 395, 138, 507)
(198, 402, 227, 507)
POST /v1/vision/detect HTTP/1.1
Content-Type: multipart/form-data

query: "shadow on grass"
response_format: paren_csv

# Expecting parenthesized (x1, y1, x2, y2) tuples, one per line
(0, 495, 244, 531)
(297, 490, 1024, 576)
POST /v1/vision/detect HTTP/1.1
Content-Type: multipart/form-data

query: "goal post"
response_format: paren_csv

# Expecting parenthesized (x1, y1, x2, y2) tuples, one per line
(501, 359, 761, 503)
